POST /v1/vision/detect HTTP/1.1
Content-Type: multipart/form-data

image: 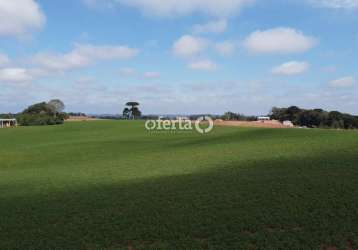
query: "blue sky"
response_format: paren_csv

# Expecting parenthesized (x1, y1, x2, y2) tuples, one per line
(0, 0, 357, 115)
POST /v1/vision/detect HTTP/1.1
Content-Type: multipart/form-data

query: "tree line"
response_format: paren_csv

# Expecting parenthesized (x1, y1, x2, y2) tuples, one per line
(270, 106, 358, 129)
(2, 101, 358, 129)
(221, 112, 257, 121)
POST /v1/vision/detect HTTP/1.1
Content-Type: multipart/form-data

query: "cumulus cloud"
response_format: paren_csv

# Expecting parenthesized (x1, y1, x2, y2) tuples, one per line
(192, 19, 228, 34)
(32, 44, 139, 71)
(0, 44, 139, 85)
(272, 61, 310, 76)
(243, 27, 318, 54)
(0, 0, 45, 38)
(310, 0, 358, 8)
(108, 0, 254, 17)
(215, 41, 236, 56)
(330, 76, 355, 87)
(188, 59, 217, 71)
(173, 35, 208, 58)
(0, 68, 33, 83)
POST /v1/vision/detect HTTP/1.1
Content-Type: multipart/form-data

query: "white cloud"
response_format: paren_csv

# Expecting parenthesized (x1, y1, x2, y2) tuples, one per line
(215, 41, 236, 56)
(33, 44, 139, 71)
(311, 0, 358, 8)
(0, 0, 45, 38)
(192, 19, 228, 34)
(173, 35, 208, 58)
(330, 76, 355, 87)
(144, 71, 161, 79)
(272, 61, 310, 76)
(0, 68, 33, 83)
(243, 27, 318, 54)
(0, 54, 10, 66)
(113, 0, 254, 17)
(188, 59, 217, 71)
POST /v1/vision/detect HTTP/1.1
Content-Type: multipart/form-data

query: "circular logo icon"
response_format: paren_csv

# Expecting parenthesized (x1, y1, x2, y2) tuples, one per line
(195, 116, 214, 134)
(145, 120, 156, 130)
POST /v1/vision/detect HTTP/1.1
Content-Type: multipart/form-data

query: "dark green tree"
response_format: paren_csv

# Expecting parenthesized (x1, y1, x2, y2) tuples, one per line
(122, 108, 130, 119)
(124, 102, 142, 119)
(17, 100, 67, 126)
(131, 107, 142, 118)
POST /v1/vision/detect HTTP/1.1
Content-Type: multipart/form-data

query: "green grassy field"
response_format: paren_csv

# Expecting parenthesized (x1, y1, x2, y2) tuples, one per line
(1, 121, 358, 249)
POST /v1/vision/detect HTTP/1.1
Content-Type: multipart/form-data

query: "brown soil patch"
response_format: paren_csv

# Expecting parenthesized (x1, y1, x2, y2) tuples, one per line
(214, 120, 290, 129)
(66, 116, 100, 122)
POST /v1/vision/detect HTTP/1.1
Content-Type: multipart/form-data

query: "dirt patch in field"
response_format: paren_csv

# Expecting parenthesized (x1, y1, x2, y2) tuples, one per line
(66, 116, 100, 122)
(214, 120, 290, 129)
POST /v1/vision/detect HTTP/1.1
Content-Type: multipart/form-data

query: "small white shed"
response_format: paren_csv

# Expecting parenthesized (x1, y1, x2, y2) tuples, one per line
(258, 116, 271, 121)
(0, 119, 17, 128)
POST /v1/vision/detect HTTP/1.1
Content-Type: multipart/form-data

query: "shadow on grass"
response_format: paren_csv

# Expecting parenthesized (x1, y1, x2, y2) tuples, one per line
(166, 128, 327, 150)
(1, 151, 358, 250)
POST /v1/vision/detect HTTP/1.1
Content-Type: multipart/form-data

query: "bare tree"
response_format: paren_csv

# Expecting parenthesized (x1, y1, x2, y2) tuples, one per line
(48, 99, 65, 113)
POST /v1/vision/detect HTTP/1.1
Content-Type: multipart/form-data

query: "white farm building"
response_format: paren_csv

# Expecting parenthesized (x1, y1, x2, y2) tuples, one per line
(0, 119, 17, 128)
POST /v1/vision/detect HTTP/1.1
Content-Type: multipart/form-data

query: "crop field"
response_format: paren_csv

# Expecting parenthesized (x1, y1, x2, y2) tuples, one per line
(1, 121, 358, 249)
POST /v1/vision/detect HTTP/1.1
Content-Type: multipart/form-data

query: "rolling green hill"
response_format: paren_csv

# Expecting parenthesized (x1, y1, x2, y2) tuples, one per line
(1, 121, 358, 249)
